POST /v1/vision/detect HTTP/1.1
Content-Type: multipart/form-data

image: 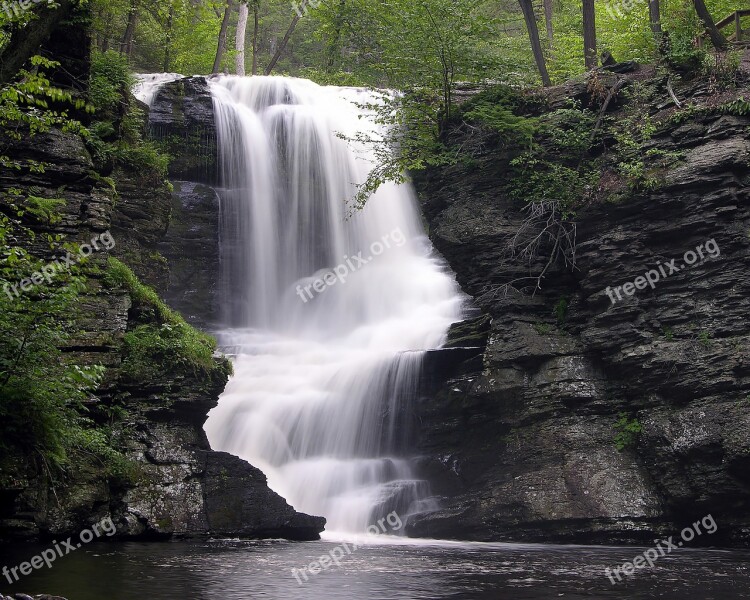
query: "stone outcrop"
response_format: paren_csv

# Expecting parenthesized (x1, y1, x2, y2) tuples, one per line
(148, 77, 218, 184)
(408, 69, 750, 545)
(136, 72, 750, 546)
(0, 116, 324, 542)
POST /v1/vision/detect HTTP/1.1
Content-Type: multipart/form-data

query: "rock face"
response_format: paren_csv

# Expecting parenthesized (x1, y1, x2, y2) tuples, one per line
(408, 71, 750, 545)
(158, 181, 222, 328)
(148, 77, 218, 184)
(136, 73, 750, 546)
(0, 114, 324, 541)
(146, 78, 223, 328)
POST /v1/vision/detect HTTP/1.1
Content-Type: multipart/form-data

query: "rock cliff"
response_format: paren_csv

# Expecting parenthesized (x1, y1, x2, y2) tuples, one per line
(408, 67, 750, 545)
(0, 117, 324, 542)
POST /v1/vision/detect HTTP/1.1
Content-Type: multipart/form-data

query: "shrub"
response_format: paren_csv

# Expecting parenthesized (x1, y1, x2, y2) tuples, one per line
(613, 412, 643, 451)
(89, 51, 133, 118)
(0, 215, 111, 475)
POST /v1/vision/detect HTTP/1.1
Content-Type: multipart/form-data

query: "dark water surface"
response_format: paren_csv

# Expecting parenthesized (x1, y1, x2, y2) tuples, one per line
(1, 537, 748, 599)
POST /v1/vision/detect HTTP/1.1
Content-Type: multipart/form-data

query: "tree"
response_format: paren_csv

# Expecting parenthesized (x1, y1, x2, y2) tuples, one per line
(518, 0, 551, 87)
(251, 0, 260, 75)
(236, 1, 249, 76)
(648, 0, 661, 37)
(0, 0, 77, 85)
(120, 0, 139, 57)
(543, 0, 553, 47)
(213, 1, 234, 74)
(582, 0, 597, 68)
(265, 2, 306, 75)
(692, 0, 728, 50)
(326, 0, 347, 72)
(163, 3, 175, 71)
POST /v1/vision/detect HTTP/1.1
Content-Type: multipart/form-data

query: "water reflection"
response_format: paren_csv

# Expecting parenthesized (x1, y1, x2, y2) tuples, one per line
(1, 538, 748, 599)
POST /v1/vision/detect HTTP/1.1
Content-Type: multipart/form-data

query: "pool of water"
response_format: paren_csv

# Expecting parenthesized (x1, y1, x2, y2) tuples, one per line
(1, 537, 748, 599)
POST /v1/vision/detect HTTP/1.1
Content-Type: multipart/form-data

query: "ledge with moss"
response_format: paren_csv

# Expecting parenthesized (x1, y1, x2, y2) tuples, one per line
(0, 59, 325, 542)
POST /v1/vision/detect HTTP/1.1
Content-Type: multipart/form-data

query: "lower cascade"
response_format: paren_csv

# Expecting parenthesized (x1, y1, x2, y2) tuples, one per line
(204, 76, 465, 534)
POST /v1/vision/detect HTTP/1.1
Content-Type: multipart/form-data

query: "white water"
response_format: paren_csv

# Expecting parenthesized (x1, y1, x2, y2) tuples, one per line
(133, 73, 184, 106)
(204, 76, 465, 533)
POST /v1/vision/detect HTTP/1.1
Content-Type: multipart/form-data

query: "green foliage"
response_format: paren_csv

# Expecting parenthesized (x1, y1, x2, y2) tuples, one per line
(104, 258, 222, 380)
(0, 56, 90, 172)
(296, 68, 371, 88)
(718, 96, 750, 116)
(462, 104, 536, 141)
(23, 196, 66, 224)
(115, 141, 170, 178)
(507, 106, 599, 214)
(86, 51, 171, 179)
(459, 88, 540, 146)
(614, 109, 681, 191)
(661, 0, 706, 74)
(554, 296, 569, 325)
(347, 90, 459, 209)
(698, 330, 713, 348)
(703, 50, 741, 89)
(668, 96, 750, 127)
(121, 323, 219, 380)
(89, 50, 134, 118)
(0, 210, 119, 476)
(613, 412, 643, 451)
(510, 155, 596, 212)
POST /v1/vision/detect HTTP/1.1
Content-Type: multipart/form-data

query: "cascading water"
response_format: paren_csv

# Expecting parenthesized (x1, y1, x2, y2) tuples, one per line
(204, 75, 465, 534)
(133, 73, 184, 106)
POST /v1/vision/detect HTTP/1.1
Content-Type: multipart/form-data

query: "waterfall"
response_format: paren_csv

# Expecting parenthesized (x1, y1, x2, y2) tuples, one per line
(133, 73, 184, 106)
(204, 75, 465, 534)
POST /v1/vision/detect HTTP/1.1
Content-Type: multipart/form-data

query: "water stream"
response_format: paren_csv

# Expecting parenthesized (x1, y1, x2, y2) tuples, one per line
(202, 76, 465, 533)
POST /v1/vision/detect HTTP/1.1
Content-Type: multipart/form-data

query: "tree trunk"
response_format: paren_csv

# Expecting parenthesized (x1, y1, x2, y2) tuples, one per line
(543, 0, 554, 47)
(582, 0, 597, 69)
(163, 4, 174, 72)
(648, 0, 661, 36)
(326, 0, 346, 72)
(0, 0, 76, 85)
(101, 12, 112, 52)
(236, 1, 249, 76)
(264, 2, 306, 75)
(692, 0, 728, 50)
(213, 1, 234, 74)
(119, 0, 139, 57)
(518, 0, 551, 87)
(252, 1, 259, 75)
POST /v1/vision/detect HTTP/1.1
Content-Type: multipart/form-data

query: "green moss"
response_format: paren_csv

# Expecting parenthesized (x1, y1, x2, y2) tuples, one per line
(554, 296, 569, 326)
(104, 258, 228, 380)
(698, 330, 713, 348)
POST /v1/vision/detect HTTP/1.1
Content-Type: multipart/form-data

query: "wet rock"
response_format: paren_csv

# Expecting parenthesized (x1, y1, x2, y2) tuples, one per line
(411, 77, 750, 545)
(158, 181, 221, 328)
(0, 90, 325, 543)
(148, 76, 217, 183)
